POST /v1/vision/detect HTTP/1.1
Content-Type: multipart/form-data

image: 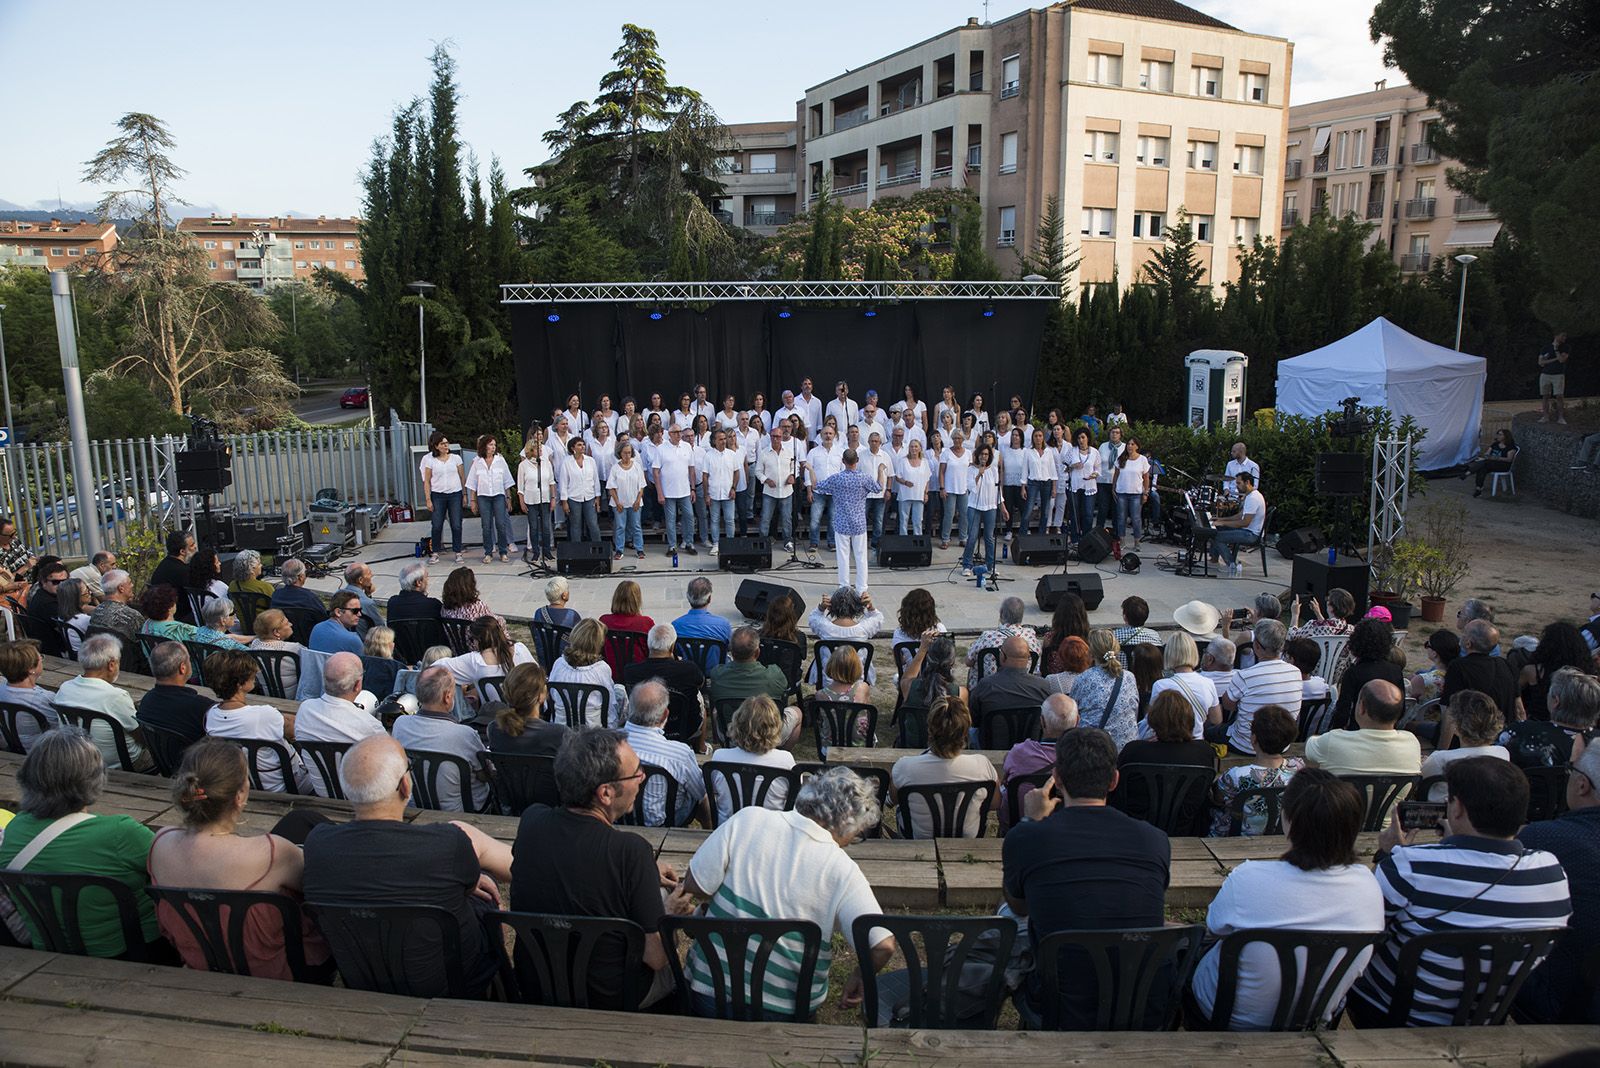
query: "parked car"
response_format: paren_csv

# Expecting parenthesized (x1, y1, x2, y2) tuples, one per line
(340, 386, 370, 409)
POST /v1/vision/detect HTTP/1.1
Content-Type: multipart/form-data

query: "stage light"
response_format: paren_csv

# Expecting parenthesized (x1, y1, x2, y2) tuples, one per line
(776, 303, 792, 319)
(863, 304, 877, 318)
(981, 301, 995, 318)
(648, 304, 665, 321)
(545, 305, 561, 323)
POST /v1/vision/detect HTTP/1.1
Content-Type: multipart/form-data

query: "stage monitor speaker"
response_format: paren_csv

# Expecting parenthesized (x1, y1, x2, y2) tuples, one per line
(1277, 526, 1326, 559)
(735, 579, 804, 621)
(877, 534, 932, 568)
(718, 536, 772, 571)
(175, 447, 234, 494)
(1315, 452, 1365, 496)
(233, 512, 291, 554)
(1077, 527, 1113, 565)
(1290, 552, 1369, 616)
(1035, 573, 1105, 612)
(1014, 534, 1068, 566)
(556, 541, 613, 576)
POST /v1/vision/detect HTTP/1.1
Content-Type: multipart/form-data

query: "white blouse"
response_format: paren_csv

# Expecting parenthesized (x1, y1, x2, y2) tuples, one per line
(465, 454, 514, 498)
(517, 451, 557, 505)
(941, 449, 971, 493)
(968, 463, 1002, 510)
(420, 453, 464, 494)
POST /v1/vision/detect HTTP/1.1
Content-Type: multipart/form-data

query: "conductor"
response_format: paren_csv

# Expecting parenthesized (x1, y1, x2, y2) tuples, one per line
(817, 448, 882, 592)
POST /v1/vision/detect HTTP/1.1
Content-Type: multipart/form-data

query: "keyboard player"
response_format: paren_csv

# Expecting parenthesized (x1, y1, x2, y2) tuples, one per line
(1208, 471, 1266, 576)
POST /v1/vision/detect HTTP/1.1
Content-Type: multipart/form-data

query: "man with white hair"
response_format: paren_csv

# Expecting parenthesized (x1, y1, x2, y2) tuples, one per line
(621, 678, 708, 827)
(55, 633, 151, 770)
(964, 597, 1041, 688)
(88, 569, 144, 639)
(654, 423, 699, 557)
(301, 734, 513, 997)
(1443, 619, 1520, 722)
(1210, 619, 1300, 755)
(391, 666, 489, 811)
(339, 562, 384, 634)
(1200, 638, 1237, 691)
(270, 557, 326, 613)
(620, 623, 705, 743)
(388, 562, 442, 622)
(294, 652, 384, 790)
(1000, 693, 1078, 831)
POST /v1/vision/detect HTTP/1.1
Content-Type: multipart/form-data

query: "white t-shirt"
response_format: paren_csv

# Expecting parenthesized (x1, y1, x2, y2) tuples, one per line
(670, 408, 697, 431)
(437, 646, 535, 692)
(654, 439, 697, 499)
(205, 704, 308, 793)
(897, 456, 932, 499)
(862, 449, 894, 499)
(607, 461, 647, 509)
(1419, 745, 1511, 800)
(705, 748, 797, 825)
(1000, 446, 1027, 487)
(714, 409, 743, 431)
(1064, 446, 1100, 493)
(968, 463, 1001, 510)
(1114, 454, 1151, 495)
(1239, 489, 1266, 535)
(419, 453, 464, 494)
(1097, 441, 1123, 485)
(891, 399, 927, 425)
(1139, 673, 1220, 740)
(941, 449, 971, 493)
(1190, 860, 1384, 1030)
(806, 446, 843, 489)
(704, 448, 745, 500)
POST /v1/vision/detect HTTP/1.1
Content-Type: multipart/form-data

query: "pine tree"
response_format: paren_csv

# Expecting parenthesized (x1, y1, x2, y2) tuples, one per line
(950, 200, 1001, 280)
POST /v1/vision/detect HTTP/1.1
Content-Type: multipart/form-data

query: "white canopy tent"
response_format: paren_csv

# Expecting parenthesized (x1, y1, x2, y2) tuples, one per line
(1275, 317, 1487, 470)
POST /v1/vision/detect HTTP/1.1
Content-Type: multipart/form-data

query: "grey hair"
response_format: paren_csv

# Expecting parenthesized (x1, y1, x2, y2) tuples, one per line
(1459, 598, 1495, 624)
(543, 575, 570, 603)
(1206, 637, 1237, 668)
(1462, 618, 1498, 655)
(149, 640, 190, 679)
(343, 562, 368, 583)
(420, 645, 453, 667)
(1253, 619, 1287, 656)
(78, 633, 123, 672)
(322, 651, 364, 697)
(56, 577, 86, 620)
(339, 736, 410, 805)
(730, 626, 761, 660)
(1550, 667, 1600, 729)
(201, 596, 234, 629)
(232, 549, 262, 584)
(627, 677, 671, 727)
(1040, 693, 1079, 734)
(279, 558, 307, 585)
(795, 767, 881, 840)
(647, 623, 677, 655)
(686, 576, 713, 609)
(415, 665, 456, 709)
(399, 561, 429, 591)
(828, 585, 865, 619)
(91, 551, 114, 567)
(999, 596, 1026, 625)
(101, 568, 132, 597)
(553, 727, 626, 807)
(18, 726, 107, 818)
(1253, 593, 1281, 621)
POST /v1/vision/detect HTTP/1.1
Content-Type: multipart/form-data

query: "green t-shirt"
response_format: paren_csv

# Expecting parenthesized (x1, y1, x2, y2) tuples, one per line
(0, 813, 158, 956)
(706, 660, 788, 706)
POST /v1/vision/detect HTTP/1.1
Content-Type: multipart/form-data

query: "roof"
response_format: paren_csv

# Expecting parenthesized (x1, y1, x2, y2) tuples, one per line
(0, 219, 116, 241)
(175, 215, 362, 234)
(1277, 318, 1485, 384)
(1067, 0, 1236, 31)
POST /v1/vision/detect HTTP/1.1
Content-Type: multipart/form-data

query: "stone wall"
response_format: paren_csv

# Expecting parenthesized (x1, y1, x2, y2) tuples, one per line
(1509, 413, 1600, 519)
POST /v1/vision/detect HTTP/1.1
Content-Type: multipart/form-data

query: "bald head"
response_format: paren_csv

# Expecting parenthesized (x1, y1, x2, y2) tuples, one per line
(1462, 618, 1499, 655)
(1001, 634, 1032, 667)
(1040, 694, 1078, 736)
(1356, 679, 1405, 726)
(323, 651, 364, 699)
(341, 735, 409, 805)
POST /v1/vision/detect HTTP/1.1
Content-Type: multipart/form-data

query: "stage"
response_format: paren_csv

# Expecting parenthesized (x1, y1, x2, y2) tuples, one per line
(303, 517, 1285, 633)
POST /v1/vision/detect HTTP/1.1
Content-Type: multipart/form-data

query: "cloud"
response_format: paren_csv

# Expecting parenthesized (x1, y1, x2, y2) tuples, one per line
(1207, 0, 1402, 105)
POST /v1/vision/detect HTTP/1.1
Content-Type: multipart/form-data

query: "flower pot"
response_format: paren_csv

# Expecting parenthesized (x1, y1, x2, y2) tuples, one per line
(1419, 596, 1447, 623)
(1388, 601, 1415, 631)
(1370, 590, 1402, 607)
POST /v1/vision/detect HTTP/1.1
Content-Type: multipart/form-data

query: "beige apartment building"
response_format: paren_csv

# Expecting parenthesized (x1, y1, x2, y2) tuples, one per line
(0, 219, 118, 271)
(1282, 83, 1500, 274)
(795, 0, 1292, 289)
(714, 122, 802, 236)
(176, 214, 364, 290)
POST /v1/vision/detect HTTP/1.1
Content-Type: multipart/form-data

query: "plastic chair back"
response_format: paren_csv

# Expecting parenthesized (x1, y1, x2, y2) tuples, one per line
(528, 621, 573, 669)
(615, 762, 681, 828)
(1338, 773, 1421, 832)
(701, 760, 802, 828)
(546, 681, 611, 728)
(0, 870, 148, 959)
(249, 648, 301, 700)
(1033, 924, 1204, 1030)
(486, 910, 645, 1010)
(808, 697, 878, 754)
(138, 720, 192, 777)
(661, 914, 822, 1022)
(976, 706, 1041, 749)
(146, 885, 314, 980)
(406, 748, 495, 813)
(294, 739, 353, 799)
(437, 617, 473, 657)
(896, 780, 995, 839)
(237, 737, 301, 795)
(674, 636, 728, 673)
(0, 701, 51, 754)
(231, 590, 270, 633)
(1003, 771, 1052, 831)
(306, 901, 476, 998)
(1203, 928, 1383, 1031)
(603, 630, 648, 674)
(810, 639, 873, 686)
(1382, 927, 1565, 1027)
(279, 604, 328, 646)
(1111, 762, 1216, 836)
(853, 913, 1017, 1029)
(478, 750, 560, 816)
(1228, 785, 1287, 836)
(54, 704, 141, 773)
(391, 618, 448, 664)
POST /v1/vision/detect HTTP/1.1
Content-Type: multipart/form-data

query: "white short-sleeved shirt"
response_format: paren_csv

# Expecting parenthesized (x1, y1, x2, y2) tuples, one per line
(968, 463, 1002, 510)
(670, 408, 697, 431)
(896, 456, 932, 498)
(704, 448, 745, 500)
(1139, 673, 1220, 740)
(654, 439, 697, 499)
(941, 449, 971, 493)
(1000, 446, 1027, 487)
(807, 446, 843, 489)
(558, 455, 599, 502)
(607, 461, 647, 508)
(714, 410, 743, 431)
(1097, 442, 1123, 484)
(420, 453, 464, 494)
(1115, 454, 1152, 495)
(862, 449, 894, 499)
(1238, 489, 1266, 535)
(438, 646, 535, 692)
(206, 704, 307, 793)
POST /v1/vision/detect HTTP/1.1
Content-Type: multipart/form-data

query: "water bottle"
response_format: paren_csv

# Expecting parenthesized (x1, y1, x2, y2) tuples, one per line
(1002, 539, 1009, 561)
(672, 547, 679, 569)
(1327, 545, 1337, 565)
(973, 564, 988, 588)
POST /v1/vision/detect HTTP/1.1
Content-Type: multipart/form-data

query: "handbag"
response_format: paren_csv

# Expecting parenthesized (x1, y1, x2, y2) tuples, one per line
(1, 811, 95, 942)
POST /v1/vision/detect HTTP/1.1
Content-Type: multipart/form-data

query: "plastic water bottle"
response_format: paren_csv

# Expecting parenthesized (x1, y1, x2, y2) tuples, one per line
(1327, 545, 1337, 565)
(973, 564, 988, 588)
(1002, 539, 1009, 561)
(672, 547, 679, 569)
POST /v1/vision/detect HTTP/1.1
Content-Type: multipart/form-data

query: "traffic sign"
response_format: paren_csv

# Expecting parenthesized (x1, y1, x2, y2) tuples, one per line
(0, 427, 11, 447)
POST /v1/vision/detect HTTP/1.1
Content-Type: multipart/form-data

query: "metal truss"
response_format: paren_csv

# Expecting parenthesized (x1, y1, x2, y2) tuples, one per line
(500, 280, 1062, 304)
(1367, 434, 1412, 568)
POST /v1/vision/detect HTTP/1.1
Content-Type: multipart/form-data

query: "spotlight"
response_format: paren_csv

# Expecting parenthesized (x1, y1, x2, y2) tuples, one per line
(545, 305, 561, 323)
(776, 303, 793, 320)
(863, 304, 877, 318)
(648, 304, 665, 321)
(981, 301, 995, 318)
(1120, 552, 1141, 574)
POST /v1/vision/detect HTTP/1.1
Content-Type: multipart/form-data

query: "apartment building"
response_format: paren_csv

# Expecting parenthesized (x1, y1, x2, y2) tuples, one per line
(175, 214, 364, 289)
(796, 0, 1292, 289)
(714, 122, 802, 235)
(0, 219, 118, 271)
(1282, 83, 1500, 274)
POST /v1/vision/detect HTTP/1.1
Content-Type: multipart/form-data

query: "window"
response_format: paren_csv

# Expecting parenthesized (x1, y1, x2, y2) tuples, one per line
(208, 259, 217, 269)
(1239, 72, 1267, 102)
(222, 240, 233, 250)
(1408, 234, 1430, 255)
(49, 247, 63, 257)
(1001, 55, 1020, 98)
(1416, 178, 1436, 200)
(293, 240, 304, 249)
(750, 153, 777, 174)
(345, 260, 357, 269)
(1332, 184, 1347, 216)
(344, 240, 356, 250)
(1233, 144, 1264, 175)
(997, 205, 1017, 246)
(1186, 140, 1217, 170)
(1139, 60, 1173, 92)
(295, 259, 307, 269)
(1191, 215, 1214, 242)
(66, 248, 80, 257)
(1352, 129, 1367, 167)
(1191, 66, 1220, 97)
(1088, 52, 1121, 86)
(967, 142, 982, 168)
(1335, 131, 1349, 169)
(1083, 130, 1118, 162)
(1135, 135, 1169, 166)
(1131, 211, 1164, 239)
(203, 239, 217, 249)
(1079, 208, 1115, 237)
(223, 259, 235, 269)
(1000, 132, 1018, 174)
(1232, 216, 1260, 244)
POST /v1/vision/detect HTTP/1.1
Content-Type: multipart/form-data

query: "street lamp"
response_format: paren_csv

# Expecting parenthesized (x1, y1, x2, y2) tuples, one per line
(408, 280, 437, 423)
(0, 303, 14, 523)
(1453, 253, 1478, 352)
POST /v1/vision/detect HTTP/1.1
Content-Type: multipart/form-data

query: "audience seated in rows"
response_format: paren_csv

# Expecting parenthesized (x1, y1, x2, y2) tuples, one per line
(1119, 691, 1218, 777)
(815, 645, 872, 751)
(148, 532, 194, 608)
(1283, 638, 1330, 704)
(1199, 636, 1237, 693)
(759, 592, 808, 660)
(203, 649, 309, 794)
(437, 616, 534, 704)
(1500, 668, 1600, 771)
(441, 567, 500, 627)
(337, 562, 383, 635)
(1518, 622, 1592, 722)
(707, 696, 798, 824)
(549, 619, 624, 727)
(1227, 593, 1283, 671)
(1210, 620, 1299, 756)
(1067, 630, 1139, 750)
(891, 696, 997, 838)
(1444, 620, 1521, 723)
(1421, 690, 1508, 799)
(140, 585, 197, 644)
(809, 587, 884, 683)
(672, 575, 733, 646)
(999, 694, 1077, 832)
(361, 626, 404, 698)
(890, 587, 946, 648)
(228, 550, 275, 603)
(391, 665, 489, 811)
(965, 597, 1038, 687)
(707, 627, 801, 747)
(1305, 680, 1421, 780)
(1408, 628, 1460, 705)
(270, 559, 325, 615)
(1039, 593, 1089, 676)
(58, 577, 92, 655)
(250, 609, 305, 693)
(486, 661, 568, 757)
(970, 634, 1055, 722)
(88, 569, 144, 641)
(1208, 704, 1302, 836)
(1043, 634, 1091, 697)
(899, 634, 966, 711)
(136, 641, 212, 747)
(0, 638, 58, 750)
(621, 623, 703, 740)
(295, 652, 383, 753)
(621, 678, 707, 826)
(57, 634, 152, 771)
(1139, 633, 1220, 740)
(532, 575, 580, 629)
(1286, 587, 1356, 640)
(388, 562, 443, 622)
(309, 591, 365, 656)
(1328, 619, 1405, 732)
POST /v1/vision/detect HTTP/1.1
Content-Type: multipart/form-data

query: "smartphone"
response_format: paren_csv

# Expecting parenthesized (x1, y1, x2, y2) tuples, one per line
(1397, 801, 1447, 832)
(1231, 608, 1250, 623)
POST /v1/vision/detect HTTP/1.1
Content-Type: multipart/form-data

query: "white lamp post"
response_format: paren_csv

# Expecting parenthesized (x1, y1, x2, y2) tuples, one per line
(1453, 253, 1478, 351)
(408, 280, 437, 423)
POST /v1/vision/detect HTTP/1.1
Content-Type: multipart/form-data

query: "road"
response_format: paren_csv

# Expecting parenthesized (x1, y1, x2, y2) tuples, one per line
(294, 380, 369, 426)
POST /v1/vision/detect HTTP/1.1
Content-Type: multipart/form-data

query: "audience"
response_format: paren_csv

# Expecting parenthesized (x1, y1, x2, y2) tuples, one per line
(970, 633, 1055, 725)
(808, 586, 884, 683)
(890, 587, 945, 646)
(759, 592, 807, 660)
(1112, 595, 1161, 648)
(294, 652, 383, 758)
(193, 597, 250, 649)
(672, 575, 733, 647)
(598, 579, 655, 674)
(532, 575, 580, 629)
(203, 649, 308, 794)
(57, 577, 93, 654)
(1140, 632, 1220, 740)
(620, 623, 705, 743)
(549, 619, 625, 727)
(1328, 619, 1405, 732)
(135, 641, 213, 747)
(620, 678, 708, 826)
(1305, 679, 1421, 783)
(1120, 691, 1218, 773)
(149, 531, 195, 604)
(1444, 620, 1522, 723)
(309, 591, 366, 655)
(1068, 630, 1140, 751)
(69, 549, 115, 598)
(707, 695, 799, 824)
(708, 626, 801, 747)
(999, 694, 1076, 832)
(139, 584, 198, 643)
(1283, 637, 1330, 704)
(0, 638, 59, 749)
(891, 695, 997, 838)
(1199, 637, 1237, 692)
(337, 562, 384, 634)
(188, 548, 229, 602)
(1499, 667, 1600, 770)
(228, 550, 276, 603)
(899, 633, 967, 711)
(1228, 593, 1283, 670)
(1208, 705, 1303, 836)
(1172, 599, 1222, 646)
(1129, 643, 1165, 718)
(270, 558, 326, 614)
(1043, 634, 1091, 697)
(56, 633, 151, 771)
(438, 615, 534, 704)
(1421, 690, 1508, 799)
(1407, 628, 1460, 705)
(250, 609, 305, 694)
(814, 644, 873, 751)
(360, 626, 403, 698)
(487, 661, 569, 757)
(1518, 622, 1593, 722)
(88, 569, 144, 640)
(388, 562, 443, 622)
(440, 567, 499, 626)
(1210, 620, 1300, 756)
(391, 666, 490, 811)
(964, 597, 1039, 687)
(1040, 593, 1090, 675)
(1286, 588, 1357, 639)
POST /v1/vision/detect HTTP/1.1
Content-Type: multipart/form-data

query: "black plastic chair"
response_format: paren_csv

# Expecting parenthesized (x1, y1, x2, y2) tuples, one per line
(278, 604, 328, 646)
(55, 620, 86, 661)
(1197, 928, 1383, 1031)
(604, 630, 649, 674)
(1337, 773, 1421, 832)
(794, 761, 893, 831)
(54, 704, 142, 773)
(974, 645, 1040, 681)
(675, 636, 728, 673)
(891, 641, 919, 689)
(477, 674, 507, 705)
(0, 870, 149, 959)
(1380, 928, 1566, 1027)
(135, 632, 169, 675)
(305, 901, 481, 999)
(139, 720, 192, 777)
(808, 698, 878, 754)
(661, 914, 822, 1022)
(0, 700, 51, 754)
(546, 681, 611, 728)
(809, 638, 874, 686)
(1227, 785, 1287, 836)
(662, 685, 706, 748)
(236, 737, 302, 795)
(145, 886, 317, 980)
(294, 739, 353, 799)
(1111, 763, 1216, 837)
(529, 621, 573, 669)
(710, 697, 746, 747)
(1032, 924, 1205, 1031)
(17, 612, 65, 658)
(896, 780, 995, 839)
(701, 760, 803, 828)
(758, 637, 804, 702)
(392, 617, 448, 664)
(852, 913, 1017, 1029)
(478, 751, 560, 816)
(231, 590, 270, 633)
(86, 627, 149, 676)
(439, 617, 474, 656)
(1296, 696, 1332, 741)
(893, 704, 930, 748)
(1523, 765, 1570, 824)
(182, 640, 219, 687)
(249, 648, 301, 700)
(184, 587, 217, 629)
(976, 706, 1041, 749)
(487, 910, 646, 1010)
(406, 748, 496, 813)
(615, 762, 682, 828)
(1003, 771, 1053, 832)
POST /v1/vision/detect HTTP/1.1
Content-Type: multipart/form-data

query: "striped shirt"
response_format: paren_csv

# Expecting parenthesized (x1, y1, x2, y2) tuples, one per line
(1350, 836, 1571, 1026)
(621, 723, 705, 827)
(686, 807, 888, 1015)
(1224, 658, 1303, 754)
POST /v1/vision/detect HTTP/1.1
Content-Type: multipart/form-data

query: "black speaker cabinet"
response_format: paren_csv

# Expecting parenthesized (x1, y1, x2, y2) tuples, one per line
(718, 536, 772, 571)
(1290, 552, 1369, 615)
(735, 579, 804, 621)
(1277, 526, 1326, 559)
(233, 513, 291, 554)
(1315, 452, 1365, 496)
(1077, 527, 1113, 565)
(175, 447, 234, 494)
(877, 534, 932, 568)
(1035, 573, 1105, 612)
(556, 540, 613, 576)
(1014, 533, 1068, 566)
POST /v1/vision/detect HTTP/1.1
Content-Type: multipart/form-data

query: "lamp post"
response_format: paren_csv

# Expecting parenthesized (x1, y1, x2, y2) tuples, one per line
(408, 280, 436, 424)
(0, 303, 14, 523)
(50, 270, 102, 558)
(1453, 253, 1478, 352)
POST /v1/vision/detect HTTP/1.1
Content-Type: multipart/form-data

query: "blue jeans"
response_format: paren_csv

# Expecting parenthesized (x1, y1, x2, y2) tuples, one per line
(642, 485, 663, 528)
(1210, 526, 1257, 564)
(867, 498, 886, 545)
(525, 502, 555, 556)
(1023, 480, 1053, 534)
(430, 490, 463, 553)
(663, 495, 695, 548)
(1074, 491, 1096, 540)
(693, 494, 709, 545)
(735, 479, 754, 534)
(708, 498, 735, 544)
(809, 494, 833, 548)
(961, 507, 998, 570)
(478, 494, 512, 554)
(941, 492, 967, 542)
(897, 498, 924, 536)
(1115, 492, 1143, 541)
(613, 505, 643, 553)
(1095, 485, 1115, 527)
(759, 493, 793, 542)
(566, 499, 601, 543)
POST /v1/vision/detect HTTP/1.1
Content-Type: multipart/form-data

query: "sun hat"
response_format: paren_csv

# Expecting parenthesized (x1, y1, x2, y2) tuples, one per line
(1173, 600, 1221, 637)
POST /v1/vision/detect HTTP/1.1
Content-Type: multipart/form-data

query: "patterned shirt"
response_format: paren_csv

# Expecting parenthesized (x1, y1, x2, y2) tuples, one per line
(816, 469, 881, 537)
(1113, 625, 1162, 647)
(1288, 618, 1352, 641)
(0, 541, 33, 576)
(1208, 759, 1303, 837)
(965, 624, 1041, 688)
(621, 722, 705, 827)
(1069, 667, 1140, 751)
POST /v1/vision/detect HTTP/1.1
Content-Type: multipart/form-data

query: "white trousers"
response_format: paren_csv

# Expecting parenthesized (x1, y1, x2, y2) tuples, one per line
(836, 531, 870, 591)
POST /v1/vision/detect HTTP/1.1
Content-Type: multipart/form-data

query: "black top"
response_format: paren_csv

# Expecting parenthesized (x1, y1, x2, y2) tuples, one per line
(903, 673, 961, 710)
(301, 819, 493, 996)
(270, 585, 327, 613)
(1497, 720, 1581, 770)
(510, 806, 664, 1009)
(26, 586, 60, 621)
(1329, 659, 1406, 731)
(136, 683, 212, 745)
(969, 667, 1056, 718)
(1003, 805, 1171, 1027)
(150, 557, 194, 623)
(1516, 807, 1600, 1024)
(361, 656, 403, 698)
(487, 718, 570, 757)
(622, 657, 705, 740)
(387, 590, 443, 622)
(1442, 653, 1519, 722)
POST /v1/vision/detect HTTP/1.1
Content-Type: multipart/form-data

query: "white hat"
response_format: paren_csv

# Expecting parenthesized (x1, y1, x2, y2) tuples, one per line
(1173, 600, 1220, 637)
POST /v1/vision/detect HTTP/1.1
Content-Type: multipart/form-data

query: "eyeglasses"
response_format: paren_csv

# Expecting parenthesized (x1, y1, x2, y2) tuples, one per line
(608, 768, 646, 786)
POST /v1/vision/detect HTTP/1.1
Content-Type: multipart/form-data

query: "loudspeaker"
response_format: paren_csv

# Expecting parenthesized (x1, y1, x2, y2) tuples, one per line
(556, 541, 613, 576)
(1014, 533, 1068, 566)
(1035, 573, 1105, 612)
(877, 534, 932, 568)
(1290, 552, 1369, 615)
(1277, 526, 1326, 559)
(718, 536, 772, 571)
(1077, 527, 1113, 564)
(1315, 452, 1364, 496)
(735, 579, 804, 621)
(175, 447, 234, 494)
(233, 512, 291, 554)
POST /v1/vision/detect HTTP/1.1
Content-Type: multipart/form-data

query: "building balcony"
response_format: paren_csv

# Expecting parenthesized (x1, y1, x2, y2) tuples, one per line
(1285, 159, 1302, 179)
(720, 171, 797, 195)
(1312, 155, 1329, 173)
(1453, 195, 1492, 217)
(1410, 143, 1438, 163)
(234, 264, 265, 279)
(1366, 200, 1385, 219)
(744, 211, 794, 227)
(713, 210, 733, 225)
(1282, 208, 1301, 227)
(1371, 143, 1390, 167)
(878, 170, 921, 189)
(833, 108, 870, 133)
(1400, 253, 1431, 273)
(1405, 198, 1437, 219)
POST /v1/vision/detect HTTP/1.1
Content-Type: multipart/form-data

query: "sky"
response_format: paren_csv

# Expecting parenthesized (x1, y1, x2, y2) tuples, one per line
(0, 0, 1397, 218)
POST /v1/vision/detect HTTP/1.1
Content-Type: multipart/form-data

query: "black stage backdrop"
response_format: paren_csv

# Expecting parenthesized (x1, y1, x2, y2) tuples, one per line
(511, 301, 1050, 434)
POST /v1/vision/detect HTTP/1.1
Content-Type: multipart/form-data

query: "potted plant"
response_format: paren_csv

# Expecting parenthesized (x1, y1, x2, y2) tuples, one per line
(1397, 500, 1473, 623)
(1389, 539, 1439, 627)
(1368, 544, 1404, 607)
